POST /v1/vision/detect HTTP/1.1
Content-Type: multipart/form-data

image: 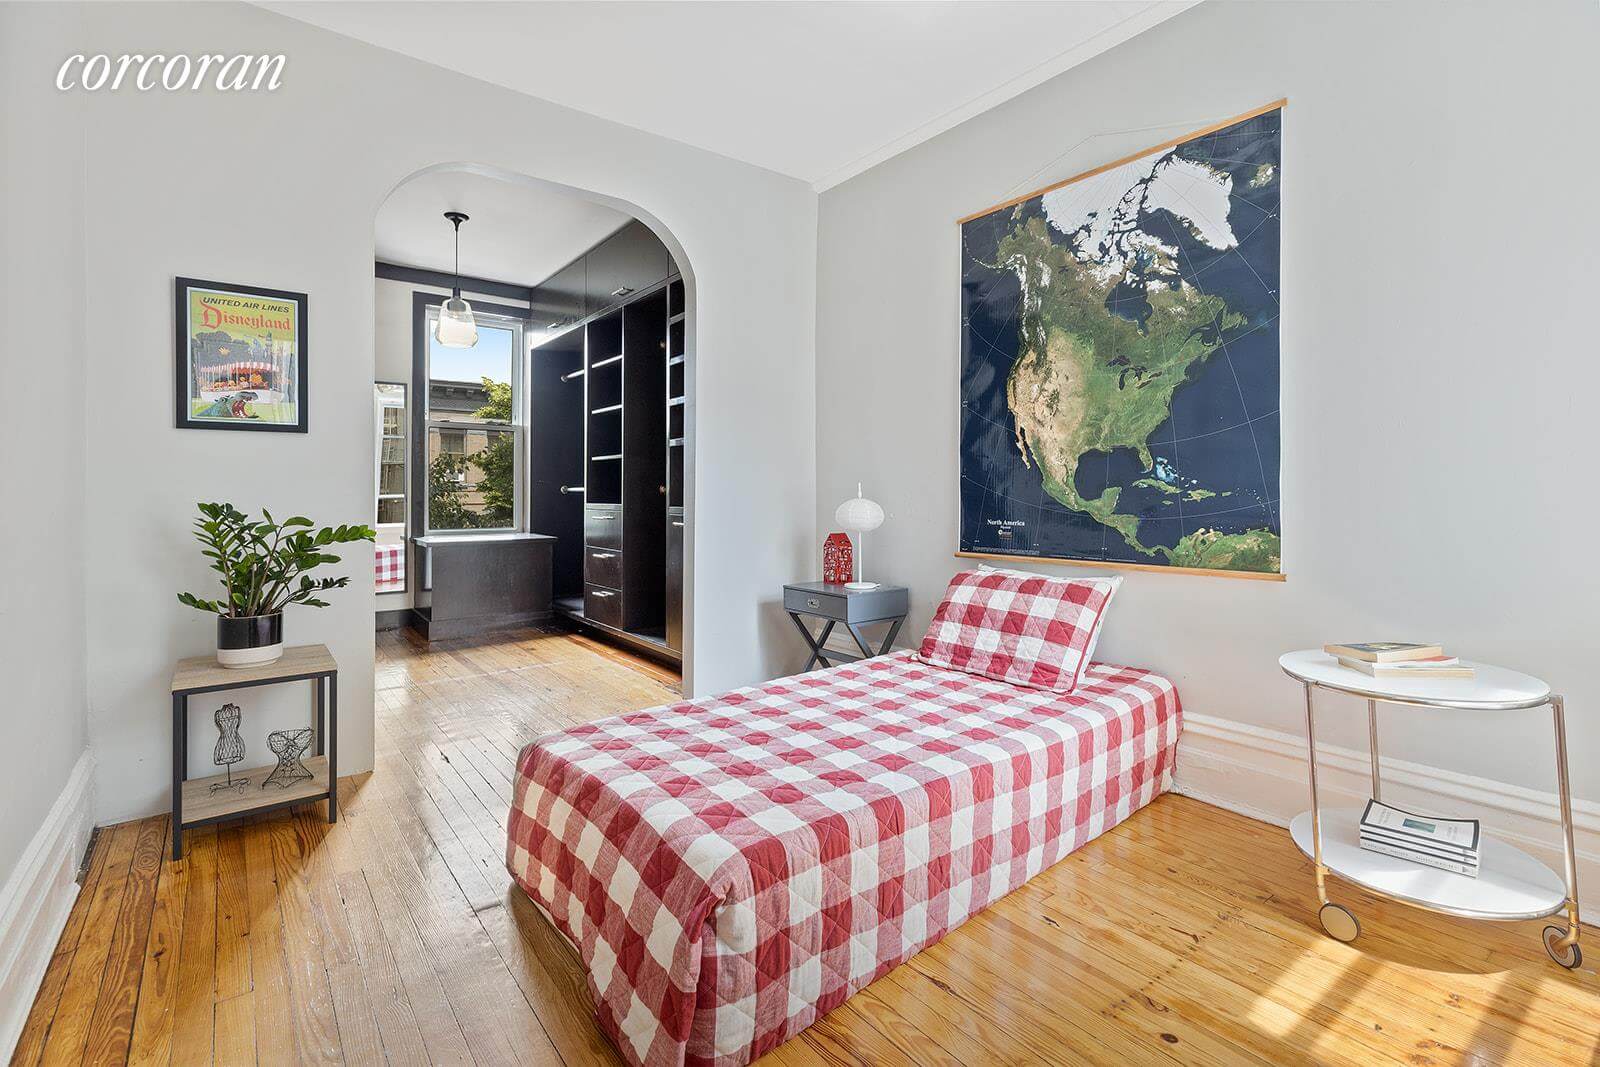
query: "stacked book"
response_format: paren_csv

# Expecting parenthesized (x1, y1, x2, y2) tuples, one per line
(1324, 641, 1475, 679)
(1358, 800, 1481, 876)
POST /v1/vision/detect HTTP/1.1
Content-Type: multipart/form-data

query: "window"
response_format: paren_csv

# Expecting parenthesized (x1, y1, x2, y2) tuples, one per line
(424, 306, 525, 533)
(374, 382, 407, 593)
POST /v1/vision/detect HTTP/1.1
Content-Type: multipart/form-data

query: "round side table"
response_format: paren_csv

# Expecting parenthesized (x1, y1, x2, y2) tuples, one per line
(1279, 649, 1581, 969)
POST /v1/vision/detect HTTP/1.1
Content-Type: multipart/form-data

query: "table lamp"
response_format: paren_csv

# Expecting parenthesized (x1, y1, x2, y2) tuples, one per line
(834, 484, 885, 590)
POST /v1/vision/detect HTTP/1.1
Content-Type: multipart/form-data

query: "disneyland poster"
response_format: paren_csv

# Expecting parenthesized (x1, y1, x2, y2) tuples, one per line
(175, 277, 309, 432)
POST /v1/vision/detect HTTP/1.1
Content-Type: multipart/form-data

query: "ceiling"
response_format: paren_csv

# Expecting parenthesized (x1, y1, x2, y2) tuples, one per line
(374, 169, 629, 285)
(267, 1, 1197, 189)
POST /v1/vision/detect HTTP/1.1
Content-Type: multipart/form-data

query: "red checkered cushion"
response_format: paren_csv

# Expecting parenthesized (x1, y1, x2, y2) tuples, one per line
(917, 568, 1120, 692)
(375, 543, 404, 591)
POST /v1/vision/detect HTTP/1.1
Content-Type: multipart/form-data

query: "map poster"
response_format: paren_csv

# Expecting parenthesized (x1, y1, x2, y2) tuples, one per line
(175, 277, 309, 432)
(959, 101, 1283, 578)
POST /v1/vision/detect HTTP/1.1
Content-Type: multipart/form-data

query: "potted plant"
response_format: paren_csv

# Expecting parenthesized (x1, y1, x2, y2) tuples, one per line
(178, 502, 375, 668)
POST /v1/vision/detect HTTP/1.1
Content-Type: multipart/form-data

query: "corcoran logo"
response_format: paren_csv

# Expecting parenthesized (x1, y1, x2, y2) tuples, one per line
(56, 53, 286, 92)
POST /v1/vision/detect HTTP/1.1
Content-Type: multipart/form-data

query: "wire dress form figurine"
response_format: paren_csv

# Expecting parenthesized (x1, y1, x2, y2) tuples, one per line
(211, 703, 250, 793)
(262, 728, 315, 790)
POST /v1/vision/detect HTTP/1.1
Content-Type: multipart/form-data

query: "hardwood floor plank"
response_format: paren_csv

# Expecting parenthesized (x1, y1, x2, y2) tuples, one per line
(328, 870, 436, 1067)
(212, 825, 251, 1003)
(168, 825, 218, 1067)
(81, 815, 167, 1065)
(126, 819, 188, 1067)
(211, 990, 256, 1066)
(21, 628, 1600, 1067)
(38, 822, 141, 1065)
(238, 820, 300, 1065)
(263, 813, 342, 1064)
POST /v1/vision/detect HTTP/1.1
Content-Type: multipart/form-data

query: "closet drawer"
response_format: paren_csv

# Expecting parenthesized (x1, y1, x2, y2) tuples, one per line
(584, 584, 624, 628)
(584, 546, 623, 590)
(584, 504, 622, 550)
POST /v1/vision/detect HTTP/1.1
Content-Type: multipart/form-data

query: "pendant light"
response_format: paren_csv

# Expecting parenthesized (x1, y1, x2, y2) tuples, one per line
(433, 210, 478, 348)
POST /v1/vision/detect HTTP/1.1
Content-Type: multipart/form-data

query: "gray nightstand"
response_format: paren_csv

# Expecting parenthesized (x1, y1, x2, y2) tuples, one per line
(783, 582, 910, 671)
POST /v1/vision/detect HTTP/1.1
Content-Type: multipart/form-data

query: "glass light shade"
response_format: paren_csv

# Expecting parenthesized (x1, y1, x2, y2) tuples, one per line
(834, 492, 884, 534)
(433, 297, 478, 348)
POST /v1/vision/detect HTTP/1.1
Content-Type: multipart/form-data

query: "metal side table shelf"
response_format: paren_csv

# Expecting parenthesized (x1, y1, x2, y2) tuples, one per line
(1280, 649, 1581, 968)
(170, 644, 338, 861)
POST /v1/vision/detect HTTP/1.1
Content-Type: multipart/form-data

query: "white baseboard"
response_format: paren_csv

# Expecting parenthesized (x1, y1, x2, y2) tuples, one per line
(1174, 712, 1599, 916)
(0, 752, 95, 1061)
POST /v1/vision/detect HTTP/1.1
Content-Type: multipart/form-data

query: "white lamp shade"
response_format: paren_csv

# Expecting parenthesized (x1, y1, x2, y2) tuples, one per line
(834, 494, 884, 534)
(433, 297, 478, 348)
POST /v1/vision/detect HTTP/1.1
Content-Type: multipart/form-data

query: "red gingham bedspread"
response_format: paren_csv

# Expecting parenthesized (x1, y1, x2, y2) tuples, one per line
(506, 651, 1182, 1067)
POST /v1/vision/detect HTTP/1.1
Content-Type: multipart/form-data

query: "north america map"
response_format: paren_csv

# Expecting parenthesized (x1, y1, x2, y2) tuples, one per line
(959, 105, 1283, 575)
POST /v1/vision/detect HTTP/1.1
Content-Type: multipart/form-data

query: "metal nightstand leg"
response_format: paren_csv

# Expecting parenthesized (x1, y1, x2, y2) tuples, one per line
(1367, 699, 1381, 802)
(172, 692, 186, 861)
(788, 612, 837, 670)
(1547, 695, 1581, 964)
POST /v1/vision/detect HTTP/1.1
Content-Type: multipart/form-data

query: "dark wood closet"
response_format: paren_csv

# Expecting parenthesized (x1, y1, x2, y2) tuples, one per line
(529, 221, 685, 665)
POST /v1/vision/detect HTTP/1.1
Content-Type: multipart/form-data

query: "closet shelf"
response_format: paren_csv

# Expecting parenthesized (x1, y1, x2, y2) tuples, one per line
(592, 453, 623, 462)
(668, 312, 686, 325)
(591, 404, 623, 415)
(668, 396, 685, 407)
(668, 438, 684, 447)
(668, 355, 685, 367)
(590, 354, 623, 369)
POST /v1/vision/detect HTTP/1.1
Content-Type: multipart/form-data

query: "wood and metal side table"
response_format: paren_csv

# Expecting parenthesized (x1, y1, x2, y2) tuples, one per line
(1280, 649, 1581, 968)
(169, 644, 338, 861)
(783, 582, 909, 670)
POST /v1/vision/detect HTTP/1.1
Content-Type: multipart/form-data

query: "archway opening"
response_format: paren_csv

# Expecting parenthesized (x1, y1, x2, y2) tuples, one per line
(369, 162, 694, 689)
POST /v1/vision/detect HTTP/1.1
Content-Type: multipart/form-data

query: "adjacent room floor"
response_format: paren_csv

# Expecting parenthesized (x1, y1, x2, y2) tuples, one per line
(14, 628, 1599, 1065)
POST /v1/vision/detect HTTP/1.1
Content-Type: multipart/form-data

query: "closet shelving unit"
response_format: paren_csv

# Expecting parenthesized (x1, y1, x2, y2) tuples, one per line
(664, 277, 686, 654)
(532, 221, 684, 666)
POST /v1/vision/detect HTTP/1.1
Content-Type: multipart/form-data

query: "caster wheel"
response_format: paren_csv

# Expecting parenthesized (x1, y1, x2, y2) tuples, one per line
(1319, 902, 1360, 943)
(1543, 925, 1582, 969)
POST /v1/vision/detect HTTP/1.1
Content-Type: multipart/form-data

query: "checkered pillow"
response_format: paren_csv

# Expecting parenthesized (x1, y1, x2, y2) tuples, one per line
(917, 568, 1121, 692)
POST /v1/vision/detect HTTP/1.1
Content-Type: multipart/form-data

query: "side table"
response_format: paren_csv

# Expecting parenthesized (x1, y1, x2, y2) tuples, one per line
(170, 644, 338, 861)
(1280, 649, 1581, 969)
(783, 582, 909, 670)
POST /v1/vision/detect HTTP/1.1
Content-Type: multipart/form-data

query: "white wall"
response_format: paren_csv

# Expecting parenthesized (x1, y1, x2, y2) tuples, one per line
(68, 1, 815, 826)
(0, 8, 97, 1048)
(0, 4, 91, 879)
(815, 0, 1600, 807)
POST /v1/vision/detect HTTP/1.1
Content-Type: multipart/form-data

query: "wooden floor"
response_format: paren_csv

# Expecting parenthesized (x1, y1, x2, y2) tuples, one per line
(14, 628, 1600, 1066)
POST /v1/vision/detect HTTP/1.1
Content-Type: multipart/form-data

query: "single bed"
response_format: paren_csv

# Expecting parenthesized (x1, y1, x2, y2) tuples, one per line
(506, 648, 1181, 1067)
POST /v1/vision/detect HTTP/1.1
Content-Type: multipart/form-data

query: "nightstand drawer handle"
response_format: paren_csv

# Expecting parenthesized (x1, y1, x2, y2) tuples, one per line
(591, 551, 616, 560)
(591, 590, 615, 599)
(806, 597, 821, 609)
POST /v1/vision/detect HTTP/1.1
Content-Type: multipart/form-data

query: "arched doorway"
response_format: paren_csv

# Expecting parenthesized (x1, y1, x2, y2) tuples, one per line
(370, 162, 695, 686)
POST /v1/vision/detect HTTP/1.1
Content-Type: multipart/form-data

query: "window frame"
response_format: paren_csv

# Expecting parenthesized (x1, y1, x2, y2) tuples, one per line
(373, 380, 409, 594)
(412, 292, 530, 538)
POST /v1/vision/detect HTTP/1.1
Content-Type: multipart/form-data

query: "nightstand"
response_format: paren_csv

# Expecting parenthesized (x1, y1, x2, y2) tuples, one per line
(783, 582, 909, 671)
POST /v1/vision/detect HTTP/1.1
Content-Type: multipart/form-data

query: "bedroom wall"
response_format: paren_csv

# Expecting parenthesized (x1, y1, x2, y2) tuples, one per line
(0, 5, 96, 1051)
(64, 0, 816, 826)
(815, 0, 1600, 830)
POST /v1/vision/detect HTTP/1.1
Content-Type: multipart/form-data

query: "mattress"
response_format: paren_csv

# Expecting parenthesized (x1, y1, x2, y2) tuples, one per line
(507, 650, 1182, 1067)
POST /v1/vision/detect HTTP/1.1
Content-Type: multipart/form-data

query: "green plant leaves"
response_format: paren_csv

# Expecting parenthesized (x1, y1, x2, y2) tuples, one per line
(178, 502, 376, 617)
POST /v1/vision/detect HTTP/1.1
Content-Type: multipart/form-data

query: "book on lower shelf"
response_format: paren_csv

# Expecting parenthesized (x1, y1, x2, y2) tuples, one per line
(1358, 799, 1481, 877)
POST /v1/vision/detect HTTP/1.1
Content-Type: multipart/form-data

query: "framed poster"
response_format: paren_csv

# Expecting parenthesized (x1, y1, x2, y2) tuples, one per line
(175, 277, 308, 432)
(958, 101, 1284, 579)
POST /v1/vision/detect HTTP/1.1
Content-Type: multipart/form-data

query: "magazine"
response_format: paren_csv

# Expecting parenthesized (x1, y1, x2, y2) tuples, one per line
(1359, 799, 1480, 852)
